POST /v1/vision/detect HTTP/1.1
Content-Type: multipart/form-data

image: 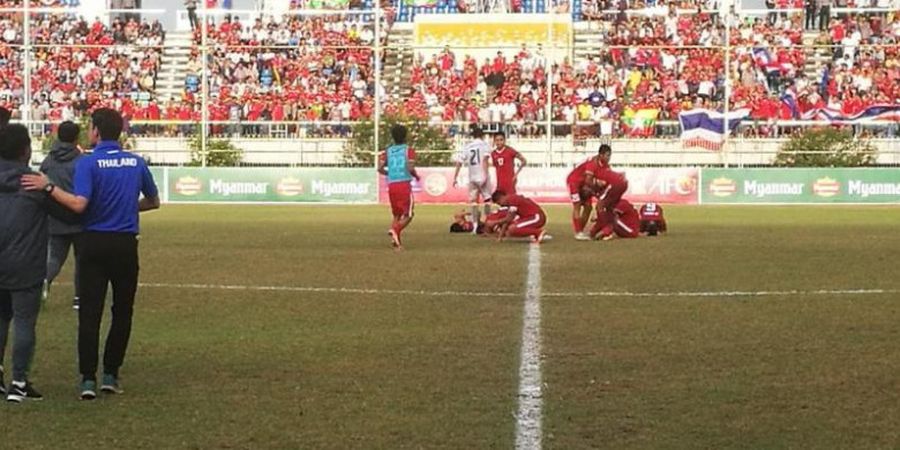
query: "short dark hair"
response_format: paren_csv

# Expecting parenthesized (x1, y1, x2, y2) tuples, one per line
(58, 121, 80, 144)
(494, 131, 506, 139)
(0, 107, 11, 128)
(471, 125, 484, 138)
(91, 108, 124, 141)
(0, 124, 32, 161)
(599, 144, 612, 155)
(491, 190, 507, 203)
(391, 124, 407, 144)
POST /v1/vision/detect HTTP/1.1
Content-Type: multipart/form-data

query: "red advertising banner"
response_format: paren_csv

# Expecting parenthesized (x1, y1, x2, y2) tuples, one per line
(379, 167, 699, 204)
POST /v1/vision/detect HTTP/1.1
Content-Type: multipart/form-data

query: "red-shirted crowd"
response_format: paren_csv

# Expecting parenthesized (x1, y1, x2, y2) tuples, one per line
(0, 2, 897, 138)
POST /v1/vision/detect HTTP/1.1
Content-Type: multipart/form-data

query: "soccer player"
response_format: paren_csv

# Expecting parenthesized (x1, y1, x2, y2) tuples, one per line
(590, 145, 629, 230)
(453, 126, 491, 233)
(591, 198, 641, 240)
(377, 124, 420, 250)
(491, 132, 526, 195)
(639, 202, 668, 236)
(491, 190, 548, 243)
(566, 153, 601, 240)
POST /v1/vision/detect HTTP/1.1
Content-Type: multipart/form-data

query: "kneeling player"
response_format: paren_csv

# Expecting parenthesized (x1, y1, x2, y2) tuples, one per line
(566, 156, 600, 240)
(591, 198, 640, 240)
(639, 203, 667, 236)
(491, 191, 548, 243)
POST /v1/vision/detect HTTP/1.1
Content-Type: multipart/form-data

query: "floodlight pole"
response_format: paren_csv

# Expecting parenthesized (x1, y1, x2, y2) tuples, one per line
(544, 14, 553, 168)
(723, 6, 731, 168)
(201, 1, 209, 167)
(374, 7, 382, 172)
(23, 0, 31, 130)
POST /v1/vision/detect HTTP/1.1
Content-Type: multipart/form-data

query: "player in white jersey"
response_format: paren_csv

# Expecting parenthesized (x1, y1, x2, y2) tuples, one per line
(452, 126, 492, 232)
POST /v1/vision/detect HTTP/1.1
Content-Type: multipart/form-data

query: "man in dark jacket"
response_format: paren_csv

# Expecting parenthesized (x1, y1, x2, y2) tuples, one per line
(40, 121, 83, 310)
(0, 125, 75, 403)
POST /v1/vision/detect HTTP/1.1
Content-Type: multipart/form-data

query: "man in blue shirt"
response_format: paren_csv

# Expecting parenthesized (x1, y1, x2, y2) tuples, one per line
(22, 108, 160, 400)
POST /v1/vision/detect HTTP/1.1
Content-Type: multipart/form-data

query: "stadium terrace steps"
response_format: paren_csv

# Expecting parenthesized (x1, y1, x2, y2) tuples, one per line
(158, 31, 195, 101)
(383, 28, 415, 100)
(801, 31, 832, 80)
(573, 27, 603, 62)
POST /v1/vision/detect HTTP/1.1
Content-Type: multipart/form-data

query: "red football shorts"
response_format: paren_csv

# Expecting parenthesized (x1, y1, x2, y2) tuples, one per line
(567, 180, 588, 204)
(388, 182, 414, 218)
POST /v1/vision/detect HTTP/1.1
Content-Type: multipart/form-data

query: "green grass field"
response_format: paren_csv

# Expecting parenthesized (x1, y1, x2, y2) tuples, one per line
(2, 204, 899, 449)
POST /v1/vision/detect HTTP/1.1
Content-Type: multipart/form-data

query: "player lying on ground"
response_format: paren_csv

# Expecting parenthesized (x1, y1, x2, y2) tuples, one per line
(453, 126, 492, 234)
(590, 198, 641, 240)
(490, 190, 548, 243)
(449, 208, 508, 235)
(378, 124, 420, 250)
(639, 202, 668, 236)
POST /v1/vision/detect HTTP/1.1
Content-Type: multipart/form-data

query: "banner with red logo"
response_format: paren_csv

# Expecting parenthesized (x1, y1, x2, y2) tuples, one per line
(701, 168, 900, 204)
(379, 167, 700, 204)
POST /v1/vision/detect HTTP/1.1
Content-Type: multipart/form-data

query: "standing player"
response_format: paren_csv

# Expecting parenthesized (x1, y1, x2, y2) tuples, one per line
(591, 198, 640, 240)
(491, 190, 548, 243)
(590, 144, 629, 231)
(566, 153, 600, 240)
(377, 124, 420, 250)
(639, 202, 667, 236)
(491, 132, 526, 195)
(453, 126, 491, 233)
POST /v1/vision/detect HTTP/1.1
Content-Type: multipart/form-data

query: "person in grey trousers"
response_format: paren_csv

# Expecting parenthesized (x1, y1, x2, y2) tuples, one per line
(40, 121, 83, 310)
(0, 124, 78, 402)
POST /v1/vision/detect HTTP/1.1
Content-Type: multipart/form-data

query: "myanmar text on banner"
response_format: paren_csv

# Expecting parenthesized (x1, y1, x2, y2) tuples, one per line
(168, 168, 377, 203)
(702, 168, 900, 204)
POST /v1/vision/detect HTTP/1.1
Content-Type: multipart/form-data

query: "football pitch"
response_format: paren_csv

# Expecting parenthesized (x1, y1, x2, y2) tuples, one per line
(3, 204, 900, 449)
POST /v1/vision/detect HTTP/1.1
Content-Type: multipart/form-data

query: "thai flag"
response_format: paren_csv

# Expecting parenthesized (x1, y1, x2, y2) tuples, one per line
(804, 104, 900, 122)
(781, 88, 800, 119)
(752, 48, 780, 74)
(678, 109, 750, 151)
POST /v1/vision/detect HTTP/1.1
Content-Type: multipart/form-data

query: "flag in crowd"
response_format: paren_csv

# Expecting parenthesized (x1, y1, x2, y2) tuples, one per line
(403, 0, 439, 6)
(801, 104, 900, 123)
(678, 108, 750, 151)
(621, 108, 660, 137)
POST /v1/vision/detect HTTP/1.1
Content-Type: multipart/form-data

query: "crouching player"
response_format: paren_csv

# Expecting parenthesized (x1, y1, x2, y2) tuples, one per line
(377, 125, 420, 250)
(566, 156, 600, 240)
(591, 198, 640, 240)
(639, 203, 667, 236)
(590, 145, 629, 230)
(491, 191, 548, 243)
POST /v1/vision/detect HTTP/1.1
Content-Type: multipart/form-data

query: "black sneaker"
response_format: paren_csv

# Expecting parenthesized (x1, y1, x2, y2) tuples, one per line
(0, 367, 5, 395)
(73, 296, 80, 311)
(6, 381, 43, 403)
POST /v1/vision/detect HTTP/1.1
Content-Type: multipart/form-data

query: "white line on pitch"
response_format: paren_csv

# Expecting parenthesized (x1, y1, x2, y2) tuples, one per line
(130, 282, 900, 300)
(515, 243, 544, 450)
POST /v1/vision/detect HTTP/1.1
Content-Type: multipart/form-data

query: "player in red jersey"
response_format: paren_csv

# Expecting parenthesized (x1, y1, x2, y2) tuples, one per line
(591, 198, 640, 240)
(377, 125, 420, 250)
(491, 132, 527, 195)
(491, 191, 548, 243)
(588, 145, 628, 230)
(566, 153, 601, 240)
(639, 202, 668, 236)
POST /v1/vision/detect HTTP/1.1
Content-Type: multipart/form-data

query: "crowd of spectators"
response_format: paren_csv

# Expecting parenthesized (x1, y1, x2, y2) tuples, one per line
(0, 0, 897, 139)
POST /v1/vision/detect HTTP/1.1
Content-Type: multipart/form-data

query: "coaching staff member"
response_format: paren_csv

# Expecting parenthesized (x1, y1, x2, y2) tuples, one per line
(40, 121, 84, 310)
(1, 124, 78, 402)
(22, 108, 160, 400)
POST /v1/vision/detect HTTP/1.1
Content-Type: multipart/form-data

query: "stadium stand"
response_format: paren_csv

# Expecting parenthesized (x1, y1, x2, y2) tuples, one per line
(0, 0, 896, 140)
